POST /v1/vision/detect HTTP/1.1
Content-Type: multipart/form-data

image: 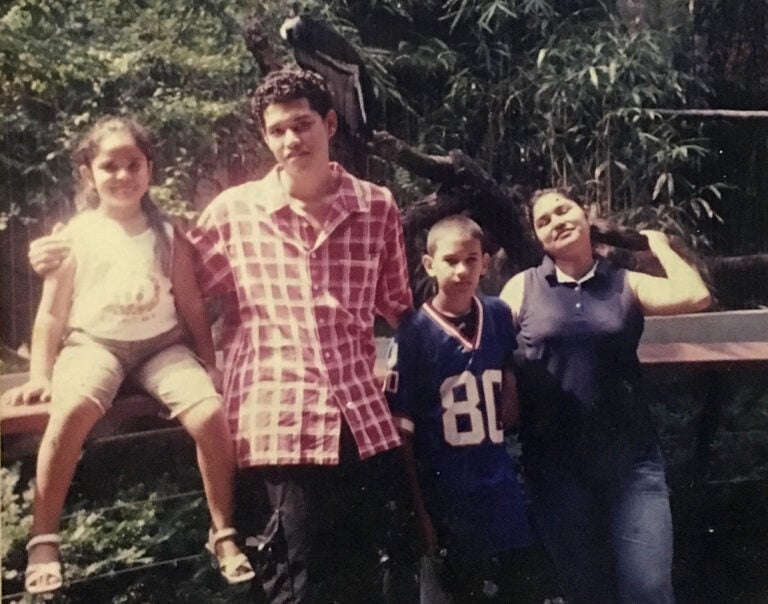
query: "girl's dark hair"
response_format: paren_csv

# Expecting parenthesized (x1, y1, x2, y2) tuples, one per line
(251, 68, 333, 128)
(72, 116, 172, 275)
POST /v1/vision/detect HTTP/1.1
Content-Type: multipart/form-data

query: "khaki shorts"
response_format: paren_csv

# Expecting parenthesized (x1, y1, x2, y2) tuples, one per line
(51, 326, 220, 418)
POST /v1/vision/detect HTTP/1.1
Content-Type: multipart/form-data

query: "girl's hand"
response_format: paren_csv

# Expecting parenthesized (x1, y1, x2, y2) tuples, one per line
(2, 378, 52, 406)
(206, 366, 224, 394)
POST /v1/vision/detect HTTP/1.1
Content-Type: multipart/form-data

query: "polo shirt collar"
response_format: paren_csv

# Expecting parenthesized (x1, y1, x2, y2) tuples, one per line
(541, 254, 607, 285)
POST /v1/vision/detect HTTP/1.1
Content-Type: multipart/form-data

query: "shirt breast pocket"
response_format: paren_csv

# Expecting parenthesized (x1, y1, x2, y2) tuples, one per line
(339, 254, 378, 284)
(331, 245, 380, 303)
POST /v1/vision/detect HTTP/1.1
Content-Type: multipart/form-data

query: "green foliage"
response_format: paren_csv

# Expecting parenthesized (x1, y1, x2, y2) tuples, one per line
(710, 375, 768, 482)
(0, 465, 32, 569)
(1, 0, 267, 225)
(0, 0, 744, 247)
(321, 0, 727, 246)
(61, 485, 203, 581)
(1, 464, 215, 600)
(653, 372, 768, 485)
(531, 24, 703, 193)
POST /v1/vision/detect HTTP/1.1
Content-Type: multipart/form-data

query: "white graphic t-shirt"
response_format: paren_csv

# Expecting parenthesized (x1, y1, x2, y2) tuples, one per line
(65, 210, 178, 341)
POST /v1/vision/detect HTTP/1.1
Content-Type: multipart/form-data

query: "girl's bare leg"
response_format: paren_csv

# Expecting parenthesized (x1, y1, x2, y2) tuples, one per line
(30, 398, 103, 566)
(176, 398, 241, 558)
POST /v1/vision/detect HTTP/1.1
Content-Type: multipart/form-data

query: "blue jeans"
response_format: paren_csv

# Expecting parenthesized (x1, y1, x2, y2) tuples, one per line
(525, 445, 674, 604)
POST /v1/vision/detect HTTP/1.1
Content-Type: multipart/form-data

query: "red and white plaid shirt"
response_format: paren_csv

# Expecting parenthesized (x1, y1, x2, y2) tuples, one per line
(188, 163, 413, 467)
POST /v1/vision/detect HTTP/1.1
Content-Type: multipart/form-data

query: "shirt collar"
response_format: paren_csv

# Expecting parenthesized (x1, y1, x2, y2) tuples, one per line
(555, 261, 598, 284)
(263, 162, 369, 216)
(541, 254, 604, 285)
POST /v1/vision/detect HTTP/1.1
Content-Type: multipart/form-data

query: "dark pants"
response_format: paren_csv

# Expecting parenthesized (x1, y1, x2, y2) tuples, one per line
(235, 438, 417, 603)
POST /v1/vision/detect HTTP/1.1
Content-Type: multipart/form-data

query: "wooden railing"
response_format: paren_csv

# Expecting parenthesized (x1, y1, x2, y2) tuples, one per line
(638, 309, 768, 369)
(3, 310, 767, 452)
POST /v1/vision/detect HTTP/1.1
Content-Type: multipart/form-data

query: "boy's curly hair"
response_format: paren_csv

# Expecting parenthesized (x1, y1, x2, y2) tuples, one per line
(251, 68, 333, 128)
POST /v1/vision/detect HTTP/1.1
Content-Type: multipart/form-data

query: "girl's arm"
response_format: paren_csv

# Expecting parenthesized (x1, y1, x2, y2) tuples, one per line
(171, 228, 222, 392)
(8, 258, 74, 405)
(627, 230, 711, 316)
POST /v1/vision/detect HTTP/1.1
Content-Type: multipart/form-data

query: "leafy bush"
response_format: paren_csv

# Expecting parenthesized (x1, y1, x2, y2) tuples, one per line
(652, 371, 768, 485)
(0, 464, 235, 602)
(1, 465, 33, 573)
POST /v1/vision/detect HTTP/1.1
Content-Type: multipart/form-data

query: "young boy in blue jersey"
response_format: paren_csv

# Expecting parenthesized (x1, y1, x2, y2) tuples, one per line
(385, 214, 534, 602)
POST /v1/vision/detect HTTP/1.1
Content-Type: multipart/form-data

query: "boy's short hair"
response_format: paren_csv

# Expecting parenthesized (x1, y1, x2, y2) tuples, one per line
(426, 214, 485, 256)
(251, 68, 333, 128)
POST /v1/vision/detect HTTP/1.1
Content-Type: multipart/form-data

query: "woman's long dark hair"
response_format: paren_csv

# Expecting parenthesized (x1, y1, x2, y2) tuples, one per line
(72, 116, 172, 275)
(528, 188, 710, 284)
(528, 188, 647, 251)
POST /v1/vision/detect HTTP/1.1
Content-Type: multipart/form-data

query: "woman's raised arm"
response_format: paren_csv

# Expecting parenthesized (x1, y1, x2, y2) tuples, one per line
(627, 230, 711, 316)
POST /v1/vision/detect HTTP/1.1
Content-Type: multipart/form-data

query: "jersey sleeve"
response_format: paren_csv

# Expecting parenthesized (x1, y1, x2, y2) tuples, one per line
(383, 313, 421, 435)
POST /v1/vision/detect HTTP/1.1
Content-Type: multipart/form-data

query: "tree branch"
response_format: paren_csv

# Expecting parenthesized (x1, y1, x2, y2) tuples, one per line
(631, 108, 768, 120)
(708, 254, 768, 273)
(369, 130, 538, 268)
(369, 131, 508, 196)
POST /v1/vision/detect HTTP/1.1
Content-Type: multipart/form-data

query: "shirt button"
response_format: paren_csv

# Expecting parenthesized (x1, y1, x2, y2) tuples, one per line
(346, 402, 355, 410)
(576, 302, 582, 309)
(318, 318, 326, 325)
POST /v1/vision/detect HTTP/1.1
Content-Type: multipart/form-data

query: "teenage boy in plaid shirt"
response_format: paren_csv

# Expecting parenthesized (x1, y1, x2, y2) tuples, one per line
(189, 68, 414, 602)
(29, 69, 415, 602)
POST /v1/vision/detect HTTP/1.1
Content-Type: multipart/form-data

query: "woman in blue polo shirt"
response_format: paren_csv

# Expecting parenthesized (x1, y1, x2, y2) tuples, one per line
(500, 188, 710, 604)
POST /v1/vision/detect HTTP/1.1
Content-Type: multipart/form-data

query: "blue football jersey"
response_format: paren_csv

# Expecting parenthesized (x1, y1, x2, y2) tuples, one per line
(385, 296, 531, 555)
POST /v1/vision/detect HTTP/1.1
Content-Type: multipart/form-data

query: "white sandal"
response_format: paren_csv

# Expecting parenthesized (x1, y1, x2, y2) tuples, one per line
(205, 527, 256, 585)
(25, 534, 63, 595)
